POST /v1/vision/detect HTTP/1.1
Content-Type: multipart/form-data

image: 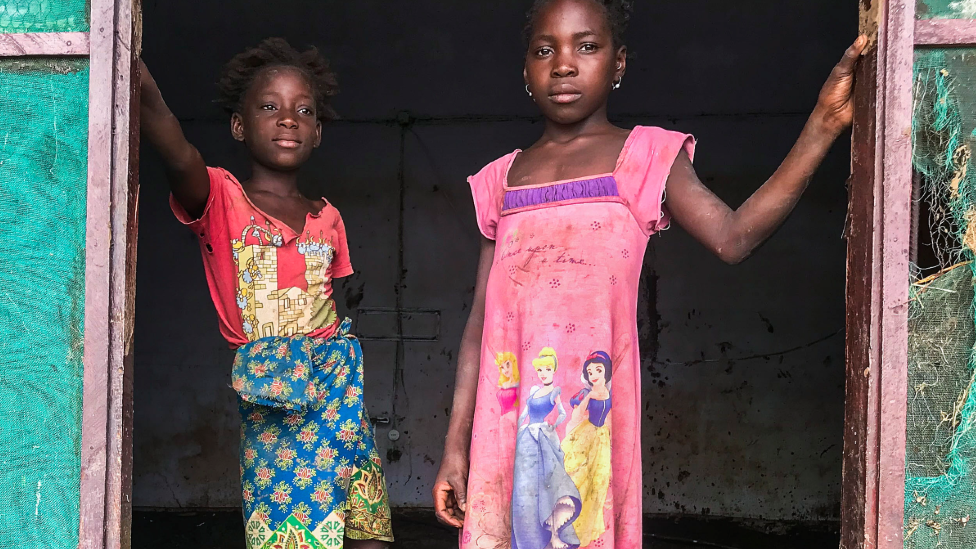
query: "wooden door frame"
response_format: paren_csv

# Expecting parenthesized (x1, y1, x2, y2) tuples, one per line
(0, 1, 140, 548)
(844, 3, 976, 549)
(80, 0, 141, 547)
(6, 1, 976, 548)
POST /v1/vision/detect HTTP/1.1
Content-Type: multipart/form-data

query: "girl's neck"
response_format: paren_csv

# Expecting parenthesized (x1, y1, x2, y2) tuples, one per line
(541, 107, 615, 144)
(246, 162, 303, 198)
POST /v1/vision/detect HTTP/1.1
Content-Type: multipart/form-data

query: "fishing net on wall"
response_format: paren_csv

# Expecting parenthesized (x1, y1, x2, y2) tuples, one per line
(904, 48, 976, 548)
(917, 0, 976, 20)
(0, 60, 89, 548)
(0, 0, 89, 33)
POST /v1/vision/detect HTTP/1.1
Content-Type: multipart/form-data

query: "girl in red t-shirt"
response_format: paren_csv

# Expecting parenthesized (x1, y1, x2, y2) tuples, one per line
(140, 38, 393, 548)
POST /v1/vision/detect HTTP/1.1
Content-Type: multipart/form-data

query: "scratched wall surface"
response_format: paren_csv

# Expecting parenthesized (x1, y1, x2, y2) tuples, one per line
(133, 0, 854, 519)
(0, 61, 89, 546)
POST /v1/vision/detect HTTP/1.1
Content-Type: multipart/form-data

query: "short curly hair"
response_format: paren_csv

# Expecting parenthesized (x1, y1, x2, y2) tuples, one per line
(216, 37, 339, 122)
(524, 0, 634, 48)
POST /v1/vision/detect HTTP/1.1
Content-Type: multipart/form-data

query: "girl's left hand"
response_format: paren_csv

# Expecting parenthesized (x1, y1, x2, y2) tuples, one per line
(812, 35, 868, 138)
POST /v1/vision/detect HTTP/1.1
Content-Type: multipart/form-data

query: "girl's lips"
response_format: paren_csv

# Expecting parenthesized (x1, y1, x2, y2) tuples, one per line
(548, 92, 582, 104)
(274, 139, 302, 149)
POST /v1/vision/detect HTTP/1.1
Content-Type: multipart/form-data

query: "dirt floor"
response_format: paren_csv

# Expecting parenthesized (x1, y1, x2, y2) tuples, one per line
(131, 509, 840, 548)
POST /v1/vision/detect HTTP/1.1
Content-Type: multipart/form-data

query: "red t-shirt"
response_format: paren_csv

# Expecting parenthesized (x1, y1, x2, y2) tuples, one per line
(171, 167, 353, 348)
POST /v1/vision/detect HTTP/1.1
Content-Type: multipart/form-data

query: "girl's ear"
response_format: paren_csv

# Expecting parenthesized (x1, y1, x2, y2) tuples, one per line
(313, 120, 322, 148)
(231, 112, 246, 142)
(615, 46, 627, 81)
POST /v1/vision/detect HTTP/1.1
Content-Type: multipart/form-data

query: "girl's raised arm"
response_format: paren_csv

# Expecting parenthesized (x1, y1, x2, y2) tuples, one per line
(664, 37, 866, 265)
(139, 59, 210, 219)
(433, 236, 495, 529)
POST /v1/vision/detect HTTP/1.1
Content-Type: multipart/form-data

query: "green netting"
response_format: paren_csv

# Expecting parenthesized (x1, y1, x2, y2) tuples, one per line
(0, 59, 88, 547)
(0, 0, 89, 33)
(918, 0, 976, 19)
(907, 264, 975, 479)
(906, 48, 976, 548)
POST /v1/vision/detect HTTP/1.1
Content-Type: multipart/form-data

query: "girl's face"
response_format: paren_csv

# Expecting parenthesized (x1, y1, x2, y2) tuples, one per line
(501, 360, 513, 379)
(586, 362, 606, 386)
(536, 365, 555, 384)
(523, 0, 626, 126)
(232, 66, 322, 171)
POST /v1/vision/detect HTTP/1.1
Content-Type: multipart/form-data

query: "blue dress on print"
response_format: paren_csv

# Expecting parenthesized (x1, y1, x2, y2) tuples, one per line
(511, 386, 582, 549)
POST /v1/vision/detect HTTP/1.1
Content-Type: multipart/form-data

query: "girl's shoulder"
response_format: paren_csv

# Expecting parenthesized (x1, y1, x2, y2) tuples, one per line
(613, 126, 697, 236)
(468, 150, 520, 191)
(203, 166, 251, 206)
(620, 125, 696, 166)
(467, 151, 519, 240)
(207, 166, 241, 188)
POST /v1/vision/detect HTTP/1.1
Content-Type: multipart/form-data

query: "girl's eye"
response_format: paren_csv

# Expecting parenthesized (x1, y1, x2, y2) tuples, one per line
(580, 43, 598, 52)
(261, 104, 276, 111)
(298, 108, 313, 116)
(536, 46, 554, 57)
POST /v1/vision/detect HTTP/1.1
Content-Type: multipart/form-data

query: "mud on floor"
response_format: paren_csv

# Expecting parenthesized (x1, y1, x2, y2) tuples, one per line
(131, 509, 840, 549)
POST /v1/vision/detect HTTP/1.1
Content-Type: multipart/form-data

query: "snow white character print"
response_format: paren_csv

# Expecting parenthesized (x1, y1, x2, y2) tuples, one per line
(562, 351, 613, 546)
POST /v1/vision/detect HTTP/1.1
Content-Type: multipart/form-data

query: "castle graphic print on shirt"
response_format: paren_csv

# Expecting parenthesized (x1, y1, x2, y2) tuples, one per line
(170, 167, 354, 348)
(232, 218, 340, 341)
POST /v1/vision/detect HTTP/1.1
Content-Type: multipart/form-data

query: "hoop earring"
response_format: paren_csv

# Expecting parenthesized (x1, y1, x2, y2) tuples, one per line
(525, 84, 533, 98)
(612, 78, 622, 90)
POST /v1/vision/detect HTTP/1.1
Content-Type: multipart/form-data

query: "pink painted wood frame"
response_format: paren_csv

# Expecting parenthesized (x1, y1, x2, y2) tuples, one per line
(843, 0, 914, 548)
(80, 0, 140, 548)
(0, 6, 137, 549)
(0, 32, 89, 56)
(916, 19, 976, 46)
(877, 0, 914, 547)
(80, 0, 113, 545)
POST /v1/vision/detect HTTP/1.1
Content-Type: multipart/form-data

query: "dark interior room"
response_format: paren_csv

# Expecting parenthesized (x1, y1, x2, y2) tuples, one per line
(131, 1, 857, 547)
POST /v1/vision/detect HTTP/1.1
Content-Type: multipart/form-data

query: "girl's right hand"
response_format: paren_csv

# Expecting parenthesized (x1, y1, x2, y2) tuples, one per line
(433, 452, 469, 529)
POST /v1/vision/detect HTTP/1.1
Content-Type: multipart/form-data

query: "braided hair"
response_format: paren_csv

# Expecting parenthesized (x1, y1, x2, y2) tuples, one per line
(217, 37, 339, 122)
(524, 0, 634, 48)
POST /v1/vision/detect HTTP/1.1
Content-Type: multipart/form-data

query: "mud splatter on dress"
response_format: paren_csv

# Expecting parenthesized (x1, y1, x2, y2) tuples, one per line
(462, 127, 695, 549)
(172, 167, 394, 548)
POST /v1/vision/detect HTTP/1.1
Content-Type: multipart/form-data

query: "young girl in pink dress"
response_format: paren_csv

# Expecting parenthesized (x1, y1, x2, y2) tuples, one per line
(432, 0, 866, 548)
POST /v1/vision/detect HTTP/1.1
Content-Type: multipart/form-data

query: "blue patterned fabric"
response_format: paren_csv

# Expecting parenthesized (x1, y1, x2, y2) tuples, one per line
(232, 319, 394, 548)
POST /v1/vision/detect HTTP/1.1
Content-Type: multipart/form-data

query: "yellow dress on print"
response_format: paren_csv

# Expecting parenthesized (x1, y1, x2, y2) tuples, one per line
(562, 394, 612, 546)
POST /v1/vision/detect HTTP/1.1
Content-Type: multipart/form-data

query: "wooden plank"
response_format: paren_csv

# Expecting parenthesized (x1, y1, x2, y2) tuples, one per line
(104, 0, 141, 547)
(842, 1, 914, 548)
(842, 42, 882, 549)
(79, 0, 115, 545)
(0, 32, 89, 56)
(860, 0, 882, 50)
(877, 0, 914, 546)
(916, 18, 976, 46)
(80, 0, 141, 548)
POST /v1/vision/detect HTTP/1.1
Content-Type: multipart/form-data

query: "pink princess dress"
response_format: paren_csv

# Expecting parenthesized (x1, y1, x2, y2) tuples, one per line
(462, 126, 695, 549)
